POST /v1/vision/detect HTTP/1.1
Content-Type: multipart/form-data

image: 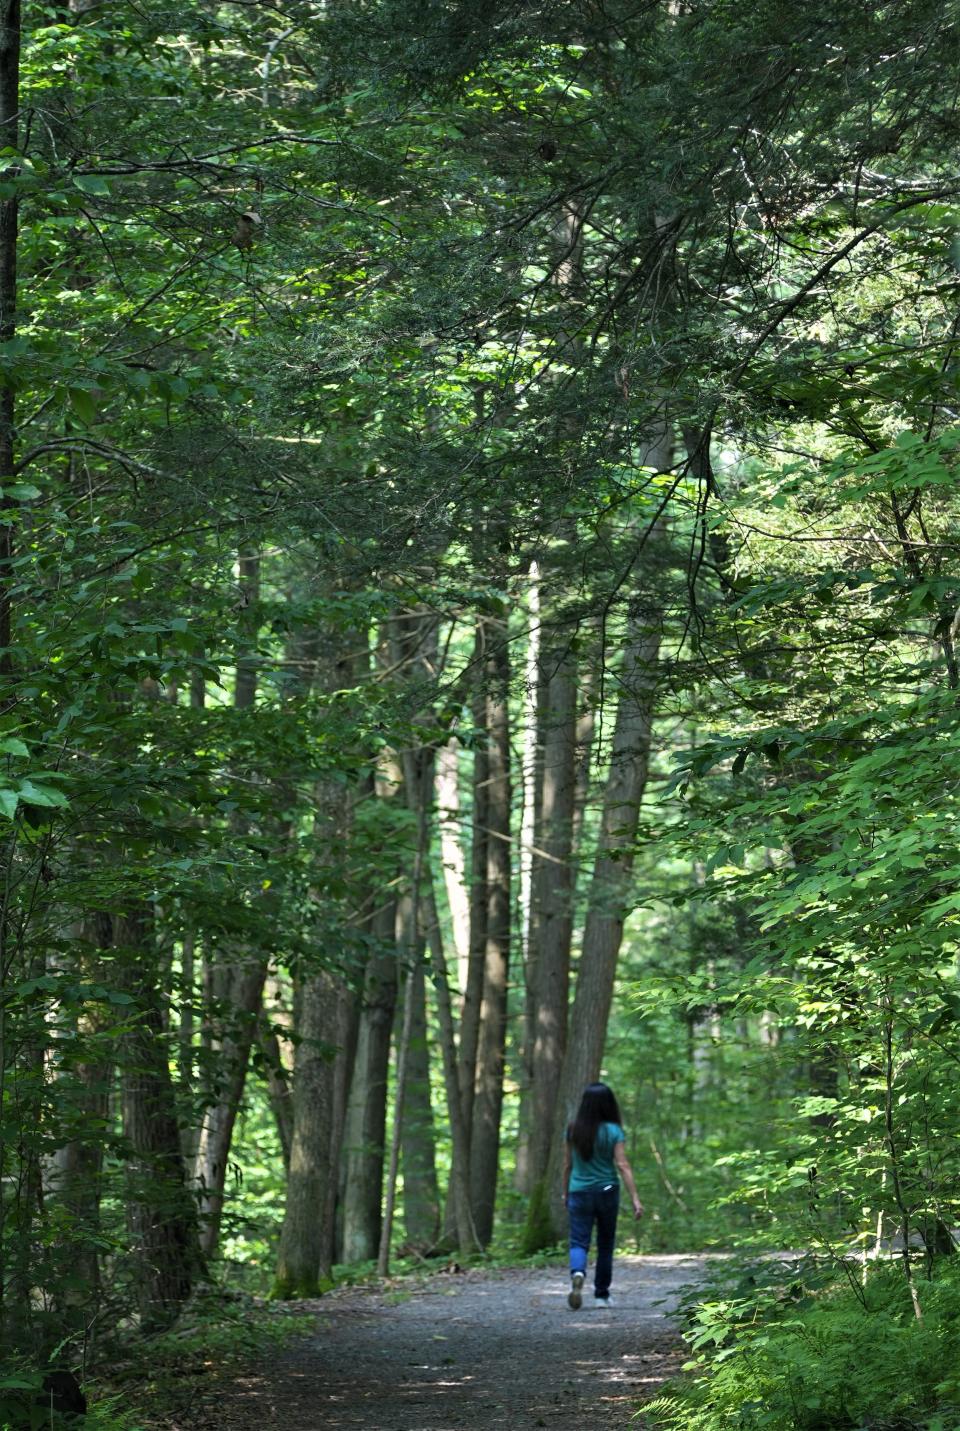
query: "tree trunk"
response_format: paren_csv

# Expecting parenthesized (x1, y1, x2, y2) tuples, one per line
(234, 547, 260, 711)
(527, 636, 578, 1188)
(257, 1007, 293, 1169)
(340, 894, 398, 1264)
(324, 978, 359, 1272)
(544, 602, 661, 1237)
(436, 739, 470, 988)
(400, 924, 439, 1252)
(274, 624, 357, 1296)
(459, 623, 489, 1136)
(423, 874, 478, 1256)
(45, 914, 113, 1332)
(192, 549, 266, 1256)
(515, 565, 542, 1195)
(469, 610, 512, 1247)
(118, 908, 200, 1329)
(571, 658, 596, 869)
(273, 968, 341, 1297)
(193, 957, 267, 1257)
(441, 622, 490, 1245)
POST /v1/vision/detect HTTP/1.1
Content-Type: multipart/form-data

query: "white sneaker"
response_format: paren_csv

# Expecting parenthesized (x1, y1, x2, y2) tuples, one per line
(594, 1294, 613, 1307)
(568, 1272, 584, 1309)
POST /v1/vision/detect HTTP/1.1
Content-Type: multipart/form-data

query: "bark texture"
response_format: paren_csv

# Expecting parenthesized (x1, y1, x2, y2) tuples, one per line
(340, 895, 398, 1263)
(527, 638, 578, 1187)
(193, 957, 267, 1256)
(274, 968, 341, 1296)
(469, 612, 512, 1246)
(118, 908, 200, 1329)
(400, 944, 440, 1250)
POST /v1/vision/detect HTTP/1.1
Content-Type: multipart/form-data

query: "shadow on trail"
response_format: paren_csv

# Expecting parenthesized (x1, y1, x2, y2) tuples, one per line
(194, 1254, 713, 1430)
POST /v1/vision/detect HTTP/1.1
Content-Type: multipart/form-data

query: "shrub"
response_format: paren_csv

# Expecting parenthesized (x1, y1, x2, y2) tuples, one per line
(645, 1261, 960, 1431)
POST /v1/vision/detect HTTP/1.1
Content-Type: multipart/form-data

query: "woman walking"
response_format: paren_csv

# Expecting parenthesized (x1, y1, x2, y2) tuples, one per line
(562, 1082, 643, 1308)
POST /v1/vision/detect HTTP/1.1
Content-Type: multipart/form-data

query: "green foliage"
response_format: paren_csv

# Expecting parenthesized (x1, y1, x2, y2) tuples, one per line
(647, 1262, 960, 1431)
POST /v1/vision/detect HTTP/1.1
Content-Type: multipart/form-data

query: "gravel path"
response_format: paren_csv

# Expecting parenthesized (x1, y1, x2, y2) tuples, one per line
(202, 1255, 710, 1430)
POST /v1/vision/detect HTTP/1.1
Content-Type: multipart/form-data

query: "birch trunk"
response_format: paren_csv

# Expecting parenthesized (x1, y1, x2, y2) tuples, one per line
(436, 740, 470, 988)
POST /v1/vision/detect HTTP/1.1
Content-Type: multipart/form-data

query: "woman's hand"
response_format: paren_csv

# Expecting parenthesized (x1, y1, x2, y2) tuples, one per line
(632, 1197, 644, 1218)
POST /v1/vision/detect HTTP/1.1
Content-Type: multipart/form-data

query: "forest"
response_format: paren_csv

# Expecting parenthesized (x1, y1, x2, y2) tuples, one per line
(5, 1, 960, 1427)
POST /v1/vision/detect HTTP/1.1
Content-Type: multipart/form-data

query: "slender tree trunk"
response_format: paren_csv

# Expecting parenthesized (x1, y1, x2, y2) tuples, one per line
(571, 660, 596, 870)
(400, 915, 439, 1252)
(234, 547, 260, 711)
(545, 601, 661, 1236)
(193, 958, 267, 1257)
(118, 908, 200, 1329)
(274, 624, 357, 1296)
(179, 935, 195, 1095)
(441, 623, 489, 1244)
(324, 979, 359, 1273)
(424, 875, 478, 1256)
(340, 895, 398, 1263)
(459, 624, 489, 1135)
(527, 636, 577, 1188)
(436, 739, 470, 988)
(377, 852, 422, 1276)
(469, 609, 511, 1247)
(193, 554, 266, 1258)
(515, 565, 542, 1195)
(378, 608, 440, 1272)
(45, 914, 112, 1332)
(257, 1008, 293, 1169)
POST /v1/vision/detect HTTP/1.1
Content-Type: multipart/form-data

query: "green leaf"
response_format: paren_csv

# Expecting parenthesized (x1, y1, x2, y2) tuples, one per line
(17, 779, 67, 808)
(71, 173, 111, 196)
(68, 386, 98, 425)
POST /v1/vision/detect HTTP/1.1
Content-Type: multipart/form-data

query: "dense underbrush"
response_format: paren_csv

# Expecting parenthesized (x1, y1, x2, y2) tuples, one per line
(646, 1258, 960, 1431)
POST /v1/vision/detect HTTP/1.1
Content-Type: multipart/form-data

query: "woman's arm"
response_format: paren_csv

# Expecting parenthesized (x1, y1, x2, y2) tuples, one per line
(613, 1142, 644, 1218)
(562, 1141, 571, 1203)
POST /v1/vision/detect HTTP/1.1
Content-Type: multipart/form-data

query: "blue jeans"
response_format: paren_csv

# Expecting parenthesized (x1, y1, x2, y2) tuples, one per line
(568, 1183, 619, 1299)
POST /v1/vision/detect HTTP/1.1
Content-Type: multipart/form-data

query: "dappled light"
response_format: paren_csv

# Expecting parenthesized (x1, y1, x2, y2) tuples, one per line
(3, 3, 960, 1429)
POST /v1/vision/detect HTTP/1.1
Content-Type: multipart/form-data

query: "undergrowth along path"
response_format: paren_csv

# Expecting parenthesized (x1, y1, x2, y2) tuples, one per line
(186, 1254, 712, 1430)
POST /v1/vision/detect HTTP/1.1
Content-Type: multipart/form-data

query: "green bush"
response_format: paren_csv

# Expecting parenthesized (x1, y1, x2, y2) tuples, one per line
(646, 1261, 960, 1430)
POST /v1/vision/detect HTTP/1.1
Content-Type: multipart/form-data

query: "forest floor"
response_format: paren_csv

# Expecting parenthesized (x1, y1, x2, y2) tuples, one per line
(177, 1254, 713, 1430)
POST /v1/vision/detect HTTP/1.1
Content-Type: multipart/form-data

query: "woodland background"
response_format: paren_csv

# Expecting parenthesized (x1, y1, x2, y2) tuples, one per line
(5, 1, 960, 1427)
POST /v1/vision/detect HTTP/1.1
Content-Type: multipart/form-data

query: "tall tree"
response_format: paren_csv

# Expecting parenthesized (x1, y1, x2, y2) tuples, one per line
(469, 607, 512, 1246)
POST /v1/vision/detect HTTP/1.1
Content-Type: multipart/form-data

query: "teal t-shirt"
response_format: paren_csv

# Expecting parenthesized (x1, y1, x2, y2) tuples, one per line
(568, 1121, 625, 1191)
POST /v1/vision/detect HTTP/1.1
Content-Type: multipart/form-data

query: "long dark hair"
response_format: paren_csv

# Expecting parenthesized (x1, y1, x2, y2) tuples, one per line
(569, 1082, 623, 1161)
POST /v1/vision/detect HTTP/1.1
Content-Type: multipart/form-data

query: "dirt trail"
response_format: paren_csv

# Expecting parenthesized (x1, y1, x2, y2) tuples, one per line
(198, 1255, 711, 1430)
